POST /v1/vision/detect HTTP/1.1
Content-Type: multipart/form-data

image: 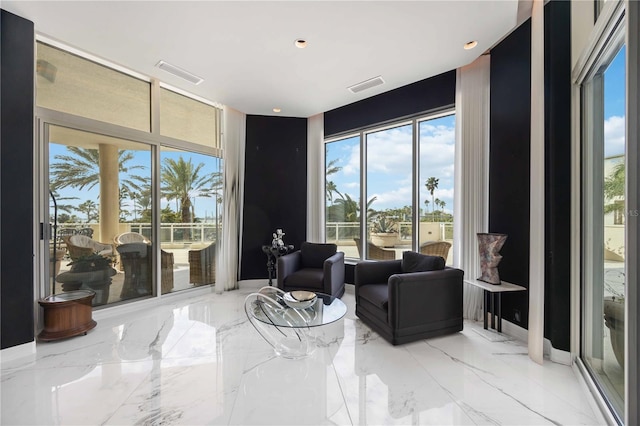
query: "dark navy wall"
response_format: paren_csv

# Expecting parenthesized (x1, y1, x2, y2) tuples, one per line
(324, 71, 456, 138)
(489, 1, 571, 352)
(489, 19, 532, 330)
(1, 10, 35, 349)
(543, 1, 572, 352)
(241, 115, 307, 280)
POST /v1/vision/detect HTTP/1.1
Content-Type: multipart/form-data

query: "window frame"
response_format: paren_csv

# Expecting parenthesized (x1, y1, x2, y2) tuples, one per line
(34, 36, 224, 310)
(323, 108, 456, 261)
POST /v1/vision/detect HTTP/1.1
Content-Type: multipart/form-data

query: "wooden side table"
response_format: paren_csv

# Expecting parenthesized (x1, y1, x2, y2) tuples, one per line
(38, 290, 97, 341)
(464, 279, 526, 332)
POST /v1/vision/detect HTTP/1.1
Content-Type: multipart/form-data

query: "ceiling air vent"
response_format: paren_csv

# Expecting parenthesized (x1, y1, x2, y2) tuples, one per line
(347, 76, 385, 94)
(155, 60, 204, 85)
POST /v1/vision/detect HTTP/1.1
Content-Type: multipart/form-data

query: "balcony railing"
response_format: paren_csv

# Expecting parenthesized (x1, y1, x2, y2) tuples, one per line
(54, 222, 221, 245)
(325, 221, 453, 244)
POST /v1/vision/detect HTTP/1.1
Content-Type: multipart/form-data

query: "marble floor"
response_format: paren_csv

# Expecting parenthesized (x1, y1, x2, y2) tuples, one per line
(1, 285, 604, 425)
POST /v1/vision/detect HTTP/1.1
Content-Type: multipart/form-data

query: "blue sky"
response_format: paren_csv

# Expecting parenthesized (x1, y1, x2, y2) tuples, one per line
(604, 45, 626, 158)
(326, 114, 456, 215)
(49, 143, 221, 222)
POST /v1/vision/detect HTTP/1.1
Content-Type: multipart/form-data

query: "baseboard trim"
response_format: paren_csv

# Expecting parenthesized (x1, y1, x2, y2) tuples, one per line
(0, 341, 36, 364)
(500, 319, 572, 365)
(544, 338, 573, 365)
(500, 318, 528, 342)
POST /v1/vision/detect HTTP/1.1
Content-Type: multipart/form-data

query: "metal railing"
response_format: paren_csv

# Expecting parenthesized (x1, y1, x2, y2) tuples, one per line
(55, 222, 221, 244)
(325, 221, 453, 244)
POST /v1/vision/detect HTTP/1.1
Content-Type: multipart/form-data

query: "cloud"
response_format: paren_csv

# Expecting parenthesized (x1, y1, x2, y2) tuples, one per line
(366, 125, 413, 174)
(341, 143, 360, 176)
(326, 116, 456, 212)
(604, 115, 625, 157)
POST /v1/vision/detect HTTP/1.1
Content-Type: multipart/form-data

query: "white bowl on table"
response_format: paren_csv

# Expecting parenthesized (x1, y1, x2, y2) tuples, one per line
(283, 291, 317, 309)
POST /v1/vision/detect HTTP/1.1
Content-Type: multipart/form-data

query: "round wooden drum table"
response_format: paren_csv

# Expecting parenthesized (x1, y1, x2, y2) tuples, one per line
(38, 290, 97, 341)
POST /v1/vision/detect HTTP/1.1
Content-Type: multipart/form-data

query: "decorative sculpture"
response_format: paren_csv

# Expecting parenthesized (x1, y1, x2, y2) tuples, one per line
(477, 233, 508, 284)
(272, 229, 286, 249)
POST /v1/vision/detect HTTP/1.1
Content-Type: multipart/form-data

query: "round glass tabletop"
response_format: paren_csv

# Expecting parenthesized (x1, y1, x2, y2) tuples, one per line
(246, 287, 346, 328)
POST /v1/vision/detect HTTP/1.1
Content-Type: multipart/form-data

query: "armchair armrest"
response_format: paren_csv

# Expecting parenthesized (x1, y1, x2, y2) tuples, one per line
(277, 250, 302, 289)
(323, 251, 345, 295)
(387, 267, 464, 329)
(355, 260, 402, 291)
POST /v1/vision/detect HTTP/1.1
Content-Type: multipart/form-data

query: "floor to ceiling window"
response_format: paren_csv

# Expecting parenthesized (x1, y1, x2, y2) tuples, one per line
(324, 111, 455, 262)
(325, 135, 361, 257)
(418, 114, 456, 265)
(366, 123, 413, 260)
(579, 11, 626, 421)
(37, 40, 223, 308)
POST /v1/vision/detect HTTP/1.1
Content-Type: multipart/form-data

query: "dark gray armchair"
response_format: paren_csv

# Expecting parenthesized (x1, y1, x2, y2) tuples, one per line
(277, 242, 345, 298)
(355, 251, 463, 345)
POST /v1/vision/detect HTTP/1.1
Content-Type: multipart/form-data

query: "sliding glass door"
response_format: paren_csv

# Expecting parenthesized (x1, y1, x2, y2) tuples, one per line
(581, 39, 626, 421)
(47, 125, 153, 306)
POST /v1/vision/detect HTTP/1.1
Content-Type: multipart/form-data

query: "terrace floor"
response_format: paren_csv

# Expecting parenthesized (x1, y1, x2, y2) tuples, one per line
(1, 285, 604, 425)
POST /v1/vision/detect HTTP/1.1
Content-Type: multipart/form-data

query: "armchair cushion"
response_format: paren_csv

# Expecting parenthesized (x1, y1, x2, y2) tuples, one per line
(281, 268, 325, 290)
(358, 284, 389, 310)
(301, 242, 337, 268)
(401, 251, 445, 273)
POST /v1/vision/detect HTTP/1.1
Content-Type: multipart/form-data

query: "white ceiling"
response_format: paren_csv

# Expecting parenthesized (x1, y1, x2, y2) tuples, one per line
(3, 1, 522, 118)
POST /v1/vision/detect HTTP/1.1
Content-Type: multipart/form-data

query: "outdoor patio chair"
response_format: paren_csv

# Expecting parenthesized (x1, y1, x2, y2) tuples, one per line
(64, 234, 114, 260)
(189, 243, 216, 285)
(116, 243, 175, 297)
(114, 232, 150, 246)
(354, 238, 396, 260)
(419, 241, 451, 262)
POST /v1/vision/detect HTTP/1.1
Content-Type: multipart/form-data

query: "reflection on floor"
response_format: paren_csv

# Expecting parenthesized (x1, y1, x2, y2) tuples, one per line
(2, 286, 603, 425)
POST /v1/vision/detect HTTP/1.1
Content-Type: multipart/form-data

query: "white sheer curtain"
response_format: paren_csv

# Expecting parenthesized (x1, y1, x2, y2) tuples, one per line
(529, 0, 545, 364)
(215, 106, 246, 292)
(307, 114, 324, 243)
(453, 55, 491, 321)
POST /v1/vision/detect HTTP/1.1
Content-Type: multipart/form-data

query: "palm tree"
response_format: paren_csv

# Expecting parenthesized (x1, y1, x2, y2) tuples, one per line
(50, 147, 148, 194)
(161, 156, 220, 226)
(328, 194, 377, 223)
(49, 189, 78, 214)
(77, 200, 98, 222)
(434, 198, 444, 221)
(604, 162, 625, 214)
(604, 162, 625, 225)
(326, 158, 342, 204)
(425, 177, 439, 214)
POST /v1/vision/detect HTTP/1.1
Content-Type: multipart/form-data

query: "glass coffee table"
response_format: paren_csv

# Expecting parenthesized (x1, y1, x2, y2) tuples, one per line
(244, 286, 347, 358)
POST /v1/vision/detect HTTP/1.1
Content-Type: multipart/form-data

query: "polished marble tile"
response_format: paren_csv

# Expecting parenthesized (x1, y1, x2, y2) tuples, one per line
(1, 286, 603, 425)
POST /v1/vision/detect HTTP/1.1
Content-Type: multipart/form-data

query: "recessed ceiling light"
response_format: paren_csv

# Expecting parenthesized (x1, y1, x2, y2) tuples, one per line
(464, 40, 478, 50)
(273, 108, 282, 113)
(294, 39, 308, 49)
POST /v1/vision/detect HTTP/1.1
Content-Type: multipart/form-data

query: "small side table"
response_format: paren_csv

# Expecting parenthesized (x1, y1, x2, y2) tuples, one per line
(38, 290, 97, 341)
(261, 244, 294, 285)
(464, 279, 526, 332)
